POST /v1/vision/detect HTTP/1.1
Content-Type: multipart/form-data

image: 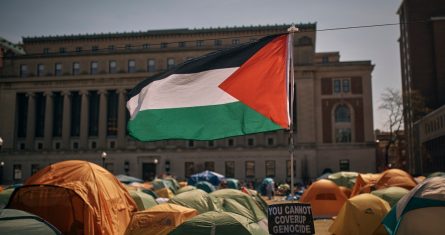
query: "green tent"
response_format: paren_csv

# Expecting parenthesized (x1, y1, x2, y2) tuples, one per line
(211, 189, 266, 223)
(164, 177, 181, 192)
(226, 178, 240, 189)
(427, 171, 445, 178)
(243, 188, 268, 215)
(129, 190, 158, 211)
(169, 189, 221, 214)
(169, 211, 268, 235)
(0, 188, 15, 208)
(176, 185, 197, 195)
(328, 171, 358, 189)
(0, 209, 61, 235)
(371, 186, 410, 207)
(196, 181, 216, 193)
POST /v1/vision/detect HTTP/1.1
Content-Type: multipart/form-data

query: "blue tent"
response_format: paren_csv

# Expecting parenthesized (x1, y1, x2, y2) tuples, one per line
(188, 170, 225, 186)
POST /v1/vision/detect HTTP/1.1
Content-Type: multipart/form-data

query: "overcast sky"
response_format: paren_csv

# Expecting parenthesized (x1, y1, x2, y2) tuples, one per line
(0, 0, 402, 130)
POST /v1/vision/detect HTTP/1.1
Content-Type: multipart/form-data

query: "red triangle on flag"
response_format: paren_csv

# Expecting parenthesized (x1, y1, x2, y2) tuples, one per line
(219, 34, 290, 129)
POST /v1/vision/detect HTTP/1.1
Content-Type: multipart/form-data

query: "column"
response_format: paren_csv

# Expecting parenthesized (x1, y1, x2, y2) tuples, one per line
(62, 91, 71, 149)
(79, 90, 89, 150)
(117, 89, 127, 149)
(43, 91, 54, 150)
(98, 90, 108, 149)
(25, 92, 36, 150)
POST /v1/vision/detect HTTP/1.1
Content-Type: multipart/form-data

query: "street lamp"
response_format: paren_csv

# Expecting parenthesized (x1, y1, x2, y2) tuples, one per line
(101, 151, 107, 168)
(0, 161, 4, 185)
(0, 137, 3, 151)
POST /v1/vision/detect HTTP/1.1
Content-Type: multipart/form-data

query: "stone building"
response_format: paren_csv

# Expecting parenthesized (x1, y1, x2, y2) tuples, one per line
(0, 23, 375, 185)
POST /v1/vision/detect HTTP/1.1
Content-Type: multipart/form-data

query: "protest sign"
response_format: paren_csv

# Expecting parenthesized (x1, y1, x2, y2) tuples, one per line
(268, 202, 315, 235)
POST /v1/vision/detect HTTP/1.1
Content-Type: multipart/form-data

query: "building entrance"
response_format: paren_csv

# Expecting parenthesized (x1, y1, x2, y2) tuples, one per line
(142, 163, 157, 181)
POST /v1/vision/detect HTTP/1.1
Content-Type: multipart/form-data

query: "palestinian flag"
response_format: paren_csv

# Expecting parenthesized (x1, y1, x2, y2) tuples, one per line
(127, 33, 292, 141)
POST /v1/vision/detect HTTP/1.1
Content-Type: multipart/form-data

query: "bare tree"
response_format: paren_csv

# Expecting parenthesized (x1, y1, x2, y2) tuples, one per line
(379, 88, 404, 167)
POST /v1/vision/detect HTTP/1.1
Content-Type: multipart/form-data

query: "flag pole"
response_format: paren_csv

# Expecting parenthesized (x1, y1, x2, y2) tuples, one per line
(287, 25, 299, 200)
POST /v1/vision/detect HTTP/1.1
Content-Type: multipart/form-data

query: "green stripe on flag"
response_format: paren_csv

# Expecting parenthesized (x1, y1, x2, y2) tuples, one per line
(128, 102, 282, 141)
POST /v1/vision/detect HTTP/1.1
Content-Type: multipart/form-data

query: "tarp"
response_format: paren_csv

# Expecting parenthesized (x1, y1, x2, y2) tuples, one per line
(129, 190, 158, 211)
(328, 171, 358, 189)
(299, 179, 348, 218)
(329, 193, 391, 235)
(383, 176, 445, 235)
(116, 174, 144, 184)
(169, 189, 222, 214)
(211, 189, 268, 231)
(8, 160, 137, 235)
(0, 209, 62, 235)
(125, 203, 197, 235)
(371, 186, 410, 207)
(188, 170, 225, 186)
(169, 211, 269, 235)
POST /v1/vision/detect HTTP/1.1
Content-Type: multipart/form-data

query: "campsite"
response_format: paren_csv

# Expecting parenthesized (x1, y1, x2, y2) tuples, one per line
(0, 160, 444, 235)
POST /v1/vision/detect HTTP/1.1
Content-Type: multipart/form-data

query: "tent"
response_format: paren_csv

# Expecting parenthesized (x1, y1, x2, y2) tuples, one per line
(8, 160, 137, 235)
(155, 187, 174, 199)
(0, 188, 14, 209)
(169, 211, 269, 235)
(383, 176, 445, 235)
(374, 169, 417, 190)
(169, 189, 222, 214)
(211, 189, 268, 231)
(188, 170, 225, 186)
(338, 186, 352, 198)
(351, 173, 382, 197)
(196, 181, 216, 193)
(0, 208, 62, 235)
(371, 186, 410, 207)
(241, 188, 268, 214)
(226, 178, 240, 189)
(125, 203, 198, 235)
(299, 179, 348, 218)
(329, 193, 391, 235)
(163, 177, 180, 192)
(116, 174, 144, 184)
(129, 190, 158, 211)
(328, 171, 358, 189)
(176, 185, 197, 195)
(427, 171, 445, 178)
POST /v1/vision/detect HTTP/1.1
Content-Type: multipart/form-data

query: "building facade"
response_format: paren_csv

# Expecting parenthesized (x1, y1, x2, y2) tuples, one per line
(0, 24, 375, 185)
(398, 0, 445, 174)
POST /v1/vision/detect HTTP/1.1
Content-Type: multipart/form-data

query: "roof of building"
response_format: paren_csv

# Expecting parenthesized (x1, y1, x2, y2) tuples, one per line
(0, 37, 26, 55)
(22, 23, 316, 43)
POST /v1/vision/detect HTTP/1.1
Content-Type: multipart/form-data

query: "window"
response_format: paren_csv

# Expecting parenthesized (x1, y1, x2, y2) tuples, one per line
(333, 80, 341, 93)
(178, 42, 186, 48)
(298, 36, 312, 45)
(72, 62, 80, 75)
(90, 61, 98, 74)
(205, 161, 215, 171)
(92, 45, 99, 52)
(335, 128, 352, 143)
(107, 90, 118, 136)
(109, 60, 117, 73)
(225, 161, 235, 178)
(31, 164, 40, 175)
(247, 138, 255, 146)
(196, 40, 204, 47)
(335, 105, 351, 122)
(342, 80, 350, 93)
(37, 64, 45, 76)
(245, 161, 255, 178)
(188, 140, 195, 148)
(214, 39, 222, 46)
(59, 47, 66, 54)
(108, 45, 115, 51)
(20, 64, 28, 77)
(142, 44, 150, 49)
(265, 160, 276, 177)
(267, 137, 275, 146)
(76, 47, 82, 53)
(13, 164, 22, 180)
(232, 39, 240, 45)
(286, 160, 296, 177)
(160, 42, 168, 48)
(167, 58, 175, 70)
(208, 140, 215, 147)
(228, 138, 235, 147)
(43, 48, 49, 54)
(125, 44, 132, 50)
(55, 63, 62, 76)
(185, 162, 194, 178)
(147, 59, 156, 72)
(322, 56, 329, 64)
(128, 60, 136, 73)
(250, 38, 257, 42)
(339, 159, 350, 171)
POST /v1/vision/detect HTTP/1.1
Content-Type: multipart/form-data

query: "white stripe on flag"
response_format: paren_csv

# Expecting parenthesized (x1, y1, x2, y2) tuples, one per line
(127, 67, 239, 119)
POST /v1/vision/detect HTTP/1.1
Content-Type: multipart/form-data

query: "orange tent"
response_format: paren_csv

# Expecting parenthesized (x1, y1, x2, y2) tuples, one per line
(8, 160, 137, 235)
(125, 203, 198, 235)
(338, 186, 352, 198)
(299, 179, 347, 218)
(351, 169, 417, 197)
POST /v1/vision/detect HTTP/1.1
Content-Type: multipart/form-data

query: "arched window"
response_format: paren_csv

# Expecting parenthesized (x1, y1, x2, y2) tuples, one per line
(335, 105, 351, 122)
(297, 36, 312, 46)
